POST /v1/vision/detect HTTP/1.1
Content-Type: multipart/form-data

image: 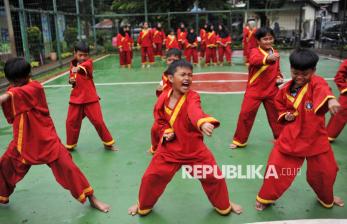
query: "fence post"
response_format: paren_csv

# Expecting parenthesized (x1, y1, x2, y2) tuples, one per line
(168, 12, 171, 30)
(144, 0, 148, 23)
(52, 0, 62, 66)
(195, 13, 199, 33)
(18, 0, 30, 62)
(75, 0, 81, 40)
(91, 0, 97, 52)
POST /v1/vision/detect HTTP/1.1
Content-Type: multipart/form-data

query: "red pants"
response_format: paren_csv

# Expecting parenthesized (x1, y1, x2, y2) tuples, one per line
(327, 94, 347, 141)
(119, 50, 132, 66)
(232, 95, 282, 146)
(257, 146, 338, 207)
(185, 48, 198, 64)
(141, 46, 155, 64)
(200, 43, 206, 58)
(0, 147, 93, 204)
(153, 43, 163, 57)
(205, 47, 217, 64)
(138, 153, 231, 215)
(218, 46, 232, 63)
(66, 101, 114, 149)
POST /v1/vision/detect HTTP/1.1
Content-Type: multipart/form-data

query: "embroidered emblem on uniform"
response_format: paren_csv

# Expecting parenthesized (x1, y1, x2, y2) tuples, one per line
(305, 101, 313, 111)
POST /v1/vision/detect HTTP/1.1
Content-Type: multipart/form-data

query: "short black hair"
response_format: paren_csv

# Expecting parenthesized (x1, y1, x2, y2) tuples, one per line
(4, 57, 31, 82)
(74, 41, 89, 53)
(289, 48, 319, 70)
(255, 27, 275, 40)
(166, 60, 193, 76)
(166, 48, 182, 59)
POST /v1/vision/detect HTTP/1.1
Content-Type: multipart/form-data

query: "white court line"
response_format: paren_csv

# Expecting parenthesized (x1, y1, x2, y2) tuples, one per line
(250, 219, 347, 224)
(44, 80, 249, 88)
(194, 71, 248, 75)
(43, 74, 335, 95)
(41, 54, 111, 85)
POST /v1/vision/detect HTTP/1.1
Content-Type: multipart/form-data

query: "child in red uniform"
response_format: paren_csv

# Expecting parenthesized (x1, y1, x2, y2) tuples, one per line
(128, 60, 243, 216)
(205, 24, 218, 66)
(151, 48, 182, 154)
(230, 27, 284, 149)
(165, 29, 180, 50)
(244, 20, 257, 65)
(125, 24, 134, 62)
(152, 22, 166, 58)
(177, 22, 187, 50)
(242, 23, 250, 64)
(138, 22, 155, 68)
(256, 48, 344, 210)
(116, 26, 132, 68)
(217, 24, 232, 65)
(327, 59, 347, 142)
(184, 27, 199, 65)
(199, 23, 208, 58)
(0, 58, 110, 212)
(66, 42, 116, 151)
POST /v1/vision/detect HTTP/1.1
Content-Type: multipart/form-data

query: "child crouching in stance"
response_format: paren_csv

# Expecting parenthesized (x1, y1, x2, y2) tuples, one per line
(0, 58, 110, 213)
(256, 48, 344, 210)
(128, 60, 243, 216)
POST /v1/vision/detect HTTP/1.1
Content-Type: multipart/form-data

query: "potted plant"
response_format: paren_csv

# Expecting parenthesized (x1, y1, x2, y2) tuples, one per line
(27, 26, 43, 64)
(50, 40, 57, 61)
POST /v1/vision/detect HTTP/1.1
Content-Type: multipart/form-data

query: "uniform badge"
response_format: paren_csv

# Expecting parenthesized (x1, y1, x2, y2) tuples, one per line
(305, 101, 313, 111)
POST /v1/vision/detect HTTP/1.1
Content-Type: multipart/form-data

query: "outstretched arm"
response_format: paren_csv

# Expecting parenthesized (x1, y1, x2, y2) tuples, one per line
(0, 93, 10, 104)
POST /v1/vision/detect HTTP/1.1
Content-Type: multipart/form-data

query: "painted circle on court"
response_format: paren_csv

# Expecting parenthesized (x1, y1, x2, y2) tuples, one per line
(192, 72, 248, 94)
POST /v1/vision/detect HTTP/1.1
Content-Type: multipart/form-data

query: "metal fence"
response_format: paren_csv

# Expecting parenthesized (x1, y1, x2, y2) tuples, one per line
(0, 0, 345, 74)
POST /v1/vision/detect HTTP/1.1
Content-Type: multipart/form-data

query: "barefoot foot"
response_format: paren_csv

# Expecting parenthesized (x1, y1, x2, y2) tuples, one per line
(104, 145, 119, 151)
(255, 200, 268, 211)
(229, 143, 238, 149)
(89, 196, 111, 213)
(230, 202, 243, 214)
(128, 204, 138, 216)
(334, 196, 344, 207)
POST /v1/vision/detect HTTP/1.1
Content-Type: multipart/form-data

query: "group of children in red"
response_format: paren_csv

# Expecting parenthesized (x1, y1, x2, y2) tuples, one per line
(115, 21, 233, 68)
(0, 25, 345, 218)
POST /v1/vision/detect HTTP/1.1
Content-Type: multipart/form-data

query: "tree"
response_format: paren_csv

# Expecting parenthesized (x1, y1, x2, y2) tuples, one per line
(111, 0, 230, 14)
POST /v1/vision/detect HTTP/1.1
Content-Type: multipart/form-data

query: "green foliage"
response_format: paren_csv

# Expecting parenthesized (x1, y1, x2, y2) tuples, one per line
(0, 42, 10, 53)
(63, 26, 78, 51)
(0, 60, 4, 78)
(27, 26, 43, 61)
(111, 0, 229, 14)
(61, 52, 73, 59)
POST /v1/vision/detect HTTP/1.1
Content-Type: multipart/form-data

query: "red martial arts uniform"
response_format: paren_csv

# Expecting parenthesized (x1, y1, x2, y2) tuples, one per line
(66, 59, 114, 149)
(165, 35, 179, 50)
(116, 33, 132, 66)
(177, 28, 187, 50)
(205, 31, 218, 65)
(184, 37, 198, 64)
(232, 47, 283, 147)
(138, 90, 232, 215)
(257, 75, 338, 208)
(152, 28, 166, 57)
(242, 26, 249, 59)
(200, 28, 207, 58)
(0, 81, 94, 204)
(327, 59, 347, 141)
(151, 73, 172, 153)
(217, 35, 232, 64)
(244, 28, 257, 63)
(138, 28, 155, 64)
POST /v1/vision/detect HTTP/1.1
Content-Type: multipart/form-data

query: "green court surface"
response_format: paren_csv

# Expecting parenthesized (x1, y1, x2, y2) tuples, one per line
(0, 52, 346, 224)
